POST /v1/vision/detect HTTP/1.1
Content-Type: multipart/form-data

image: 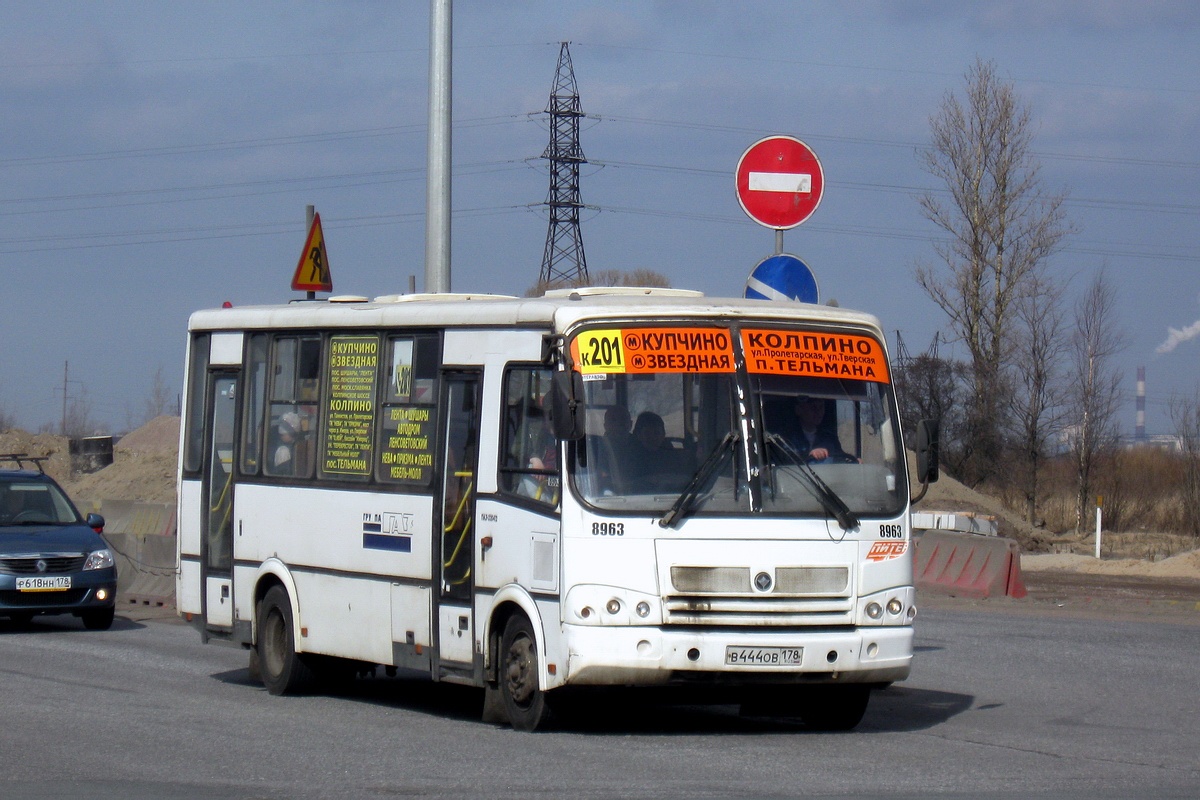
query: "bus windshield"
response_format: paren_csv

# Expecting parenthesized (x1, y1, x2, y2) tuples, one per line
(568, 324, 906, 520)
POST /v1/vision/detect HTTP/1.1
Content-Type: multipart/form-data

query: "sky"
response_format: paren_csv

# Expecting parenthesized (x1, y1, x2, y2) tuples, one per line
(0, 1, 1197, 437)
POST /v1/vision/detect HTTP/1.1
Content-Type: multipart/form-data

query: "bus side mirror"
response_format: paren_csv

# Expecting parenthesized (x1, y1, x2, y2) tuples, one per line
(916, 419, 939, 485)
(549, 370, 586, 441)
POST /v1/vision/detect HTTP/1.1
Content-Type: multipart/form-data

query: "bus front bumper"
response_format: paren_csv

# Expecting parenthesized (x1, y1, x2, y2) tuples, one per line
(561, 624, 913, 687)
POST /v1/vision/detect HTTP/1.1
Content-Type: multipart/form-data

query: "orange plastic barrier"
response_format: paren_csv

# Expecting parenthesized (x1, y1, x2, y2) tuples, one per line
(913, 530, 1028, 599)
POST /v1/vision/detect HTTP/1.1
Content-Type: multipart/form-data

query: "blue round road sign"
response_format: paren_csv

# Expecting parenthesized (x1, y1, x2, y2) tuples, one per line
(744, 253, 819, 304)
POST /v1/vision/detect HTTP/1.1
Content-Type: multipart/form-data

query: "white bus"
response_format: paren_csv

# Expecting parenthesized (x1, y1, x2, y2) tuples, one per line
(177, 287, 937, 731)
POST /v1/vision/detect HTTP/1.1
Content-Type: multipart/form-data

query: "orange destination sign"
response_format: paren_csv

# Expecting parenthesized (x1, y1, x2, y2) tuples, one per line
(570, 326, 890, 384)
(741, 328, 890, 383)
(572, 327, 734, 374)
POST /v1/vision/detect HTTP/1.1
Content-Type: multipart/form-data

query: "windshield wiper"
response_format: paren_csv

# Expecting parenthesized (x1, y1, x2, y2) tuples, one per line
(764, 433, 859, 532)
(658, 432, 737, 529)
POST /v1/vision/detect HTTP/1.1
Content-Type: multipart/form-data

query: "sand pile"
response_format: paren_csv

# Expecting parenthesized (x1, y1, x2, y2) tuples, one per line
(1023, 549, 1200, 579)
(0, 429, 74, 483)
(61, 416, 179, 505)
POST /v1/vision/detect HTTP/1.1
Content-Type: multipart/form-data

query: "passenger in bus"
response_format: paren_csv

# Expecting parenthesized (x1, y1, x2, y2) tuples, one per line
(273, 412, 301, 475)
(625, 411, 694, 484)
(588, 406, 635, 494)
(518, 408, 559, 504)
(788, 396, 852, 462)
(603, 406, 635, 459)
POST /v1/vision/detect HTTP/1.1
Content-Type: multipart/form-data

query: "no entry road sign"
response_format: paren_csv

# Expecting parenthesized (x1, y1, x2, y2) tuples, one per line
(735, 136, 824, 230)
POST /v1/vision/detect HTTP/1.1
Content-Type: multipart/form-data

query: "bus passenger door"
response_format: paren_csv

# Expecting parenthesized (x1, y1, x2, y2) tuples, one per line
(200, 372, 238, 632)
(436, 372, 480, 672)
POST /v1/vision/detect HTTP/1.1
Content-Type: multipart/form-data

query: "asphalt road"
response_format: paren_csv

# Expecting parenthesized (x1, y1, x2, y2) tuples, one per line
(1, 597, 1197, 799)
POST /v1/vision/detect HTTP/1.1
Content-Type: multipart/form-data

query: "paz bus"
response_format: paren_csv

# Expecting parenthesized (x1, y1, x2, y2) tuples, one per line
(176, 287, 937, 731)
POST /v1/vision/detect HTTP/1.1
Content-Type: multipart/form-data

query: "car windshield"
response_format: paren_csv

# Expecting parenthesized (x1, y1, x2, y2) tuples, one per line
(0, 480, 81, 526)
(568, 323, 906, 520)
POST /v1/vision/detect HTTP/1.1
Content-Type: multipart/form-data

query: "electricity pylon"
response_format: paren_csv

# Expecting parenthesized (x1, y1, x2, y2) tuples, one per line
(538, 42, 589, 287)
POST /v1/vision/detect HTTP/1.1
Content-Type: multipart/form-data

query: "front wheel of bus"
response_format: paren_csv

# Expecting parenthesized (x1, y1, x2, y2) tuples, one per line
(499, 614, 551, 732)
(257, 585, 315, 695)
(799, 685, 871, 731)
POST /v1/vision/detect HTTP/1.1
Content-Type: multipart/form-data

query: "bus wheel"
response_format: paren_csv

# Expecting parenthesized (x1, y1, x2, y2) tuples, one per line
(799, 685, 870, 731)
(257, 585, 315, 695)
(499, 614, 551, 731)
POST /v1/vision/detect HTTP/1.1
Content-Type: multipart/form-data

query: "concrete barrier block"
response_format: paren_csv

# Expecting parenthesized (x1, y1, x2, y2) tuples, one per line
(914, 529, 1027, 599)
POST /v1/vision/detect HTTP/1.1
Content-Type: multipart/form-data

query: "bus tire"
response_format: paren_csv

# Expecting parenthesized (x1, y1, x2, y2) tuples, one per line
(257, 585, 315, 695)
(799, 685, 870, 731)
(499, 614, 551, 731)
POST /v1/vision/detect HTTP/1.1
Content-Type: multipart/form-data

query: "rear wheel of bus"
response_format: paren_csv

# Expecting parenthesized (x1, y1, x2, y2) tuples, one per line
(257, 585, 316, 695)
(499, 614, 552, 731)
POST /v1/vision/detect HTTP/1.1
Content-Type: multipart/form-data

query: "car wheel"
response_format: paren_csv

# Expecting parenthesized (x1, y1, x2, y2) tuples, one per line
(82, 608, 115, 631)
(256, 585, 315, 695)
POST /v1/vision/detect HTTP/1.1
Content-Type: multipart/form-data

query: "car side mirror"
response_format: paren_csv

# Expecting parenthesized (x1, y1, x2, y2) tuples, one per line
(86, 513, 106, 533)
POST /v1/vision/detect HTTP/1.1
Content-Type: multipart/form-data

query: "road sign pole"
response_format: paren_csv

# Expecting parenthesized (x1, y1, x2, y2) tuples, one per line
(305, 205, 316, 300)
(775, 229, 783, 255)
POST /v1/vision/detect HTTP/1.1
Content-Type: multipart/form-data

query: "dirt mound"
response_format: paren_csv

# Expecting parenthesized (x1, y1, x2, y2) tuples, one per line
(1024, 549, 1200, 580)
(0, 429, 73, 484)
(909, 453, 1050, 552)
(116, 415, 179, 455)
(60, 417, 180, 506)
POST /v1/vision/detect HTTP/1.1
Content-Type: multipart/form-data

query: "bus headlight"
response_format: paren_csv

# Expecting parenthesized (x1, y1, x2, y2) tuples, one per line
(859, 587, 915, 626)
(566, 585, 661, 625)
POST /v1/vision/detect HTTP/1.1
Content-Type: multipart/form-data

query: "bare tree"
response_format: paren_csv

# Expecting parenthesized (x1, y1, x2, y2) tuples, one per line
(60, 387, 104, 438)
(1005, 274, 1068, 524)
(143, 366, 175, 422)
(1067, 272, 1125, 533)
(915, 58, 1072, 485)
(1170, 392, 1200, 538)
(894, 351, 971, 473)
(0, 403, 15, 432)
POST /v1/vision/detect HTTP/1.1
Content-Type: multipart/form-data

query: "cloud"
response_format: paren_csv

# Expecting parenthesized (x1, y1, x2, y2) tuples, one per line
(1157, 319, 1200, 354)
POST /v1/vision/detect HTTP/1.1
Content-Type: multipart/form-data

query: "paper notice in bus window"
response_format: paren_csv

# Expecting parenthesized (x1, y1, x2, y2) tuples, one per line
(322, 334, 380, 475)
(378, 405, 435, 484)
(571, 328, 735, 375)
(740, 329, 890, 383)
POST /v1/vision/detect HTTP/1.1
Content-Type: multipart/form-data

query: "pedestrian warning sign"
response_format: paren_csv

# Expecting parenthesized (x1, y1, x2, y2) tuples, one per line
(292, 212, 333, 292)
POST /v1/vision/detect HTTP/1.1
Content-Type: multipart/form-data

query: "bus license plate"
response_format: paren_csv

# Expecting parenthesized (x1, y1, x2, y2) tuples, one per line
(16, 576, 71, 592)
(725, 646, 803, 666)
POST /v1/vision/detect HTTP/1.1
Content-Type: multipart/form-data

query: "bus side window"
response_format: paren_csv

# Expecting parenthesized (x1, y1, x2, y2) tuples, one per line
(498, 367, 557, 506)
(376, 334, 440, 487)
(263, 335, 320, 479)
(239, 333, 269, 476)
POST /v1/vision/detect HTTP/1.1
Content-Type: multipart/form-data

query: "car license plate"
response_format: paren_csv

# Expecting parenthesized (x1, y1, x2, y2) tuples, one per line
(725, 646, 803, 666)
(16, 576, 71, 592)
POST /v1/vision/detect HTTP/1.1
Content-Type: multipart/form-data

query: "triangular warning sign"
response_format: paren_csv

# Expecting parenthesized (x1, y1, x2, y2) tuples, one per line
(292, 212, 333, 292)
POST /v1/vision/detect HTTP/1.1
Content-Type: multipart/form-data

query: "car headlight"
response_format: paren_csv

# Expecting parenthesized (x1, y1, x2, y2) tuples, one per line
(84, 549, 115, 571)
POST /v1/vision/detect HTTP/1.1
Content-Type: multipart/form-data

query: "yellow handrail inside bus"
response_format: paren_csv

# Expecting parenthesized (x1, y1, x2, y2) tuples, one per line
(442, 470, 474, 573)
